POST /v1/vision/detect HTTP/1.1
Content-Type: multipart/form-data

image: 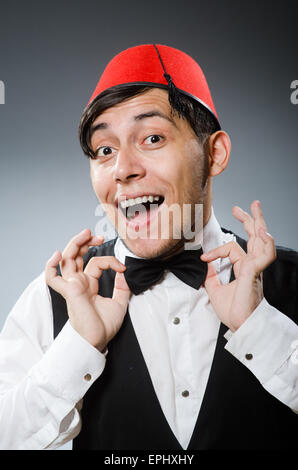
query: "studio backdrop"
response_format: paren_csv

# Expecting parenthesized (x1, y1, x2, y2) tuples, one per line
(0, 2, 297, 336)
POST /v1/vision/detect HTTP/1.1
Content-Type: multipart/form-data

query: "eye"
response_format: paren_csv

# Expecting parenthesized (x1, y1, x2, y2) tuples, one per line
(95, 146, 115, 158)
(143, 135, 163, 145)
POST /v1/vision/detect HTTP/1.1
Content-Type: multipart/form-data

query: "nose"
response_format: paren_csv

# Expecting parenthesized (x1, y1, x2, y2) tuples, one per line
(113, 145, 146, 184)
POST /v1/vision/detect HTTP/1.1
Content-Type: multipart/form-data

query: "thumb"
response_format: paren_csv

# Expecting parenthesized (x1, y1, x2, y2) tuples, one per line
(204, 262, 221, 296)
(112, 271, 131, 309)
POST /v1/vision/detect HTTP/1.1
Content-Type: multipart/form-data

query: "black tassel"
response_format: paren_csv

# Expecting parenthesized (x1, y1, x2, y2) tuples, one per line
(153, 44, 186, 118)
(163, 72, 186, 117)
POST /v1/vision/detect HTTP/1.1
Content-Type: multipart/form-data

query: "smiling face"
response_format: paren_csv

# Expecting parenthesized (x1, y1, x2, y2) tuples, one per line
(89, 87, 212, 258)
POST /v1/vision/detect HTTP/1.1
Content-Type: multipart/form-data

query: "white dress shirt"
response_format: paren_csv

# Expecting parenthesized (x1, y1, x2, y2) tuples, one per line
(0, 209, 297, 450)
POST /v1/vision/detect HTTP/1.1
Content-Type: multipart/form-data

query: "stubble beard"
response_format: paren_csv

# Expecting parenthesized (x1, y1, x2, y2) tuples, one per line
(119, 155, 209, 260)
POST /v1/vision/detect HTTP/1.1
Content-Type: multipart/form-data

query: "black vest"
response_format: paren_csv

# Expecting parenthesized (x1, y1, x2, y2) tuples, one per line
(49, 230, 298, 450)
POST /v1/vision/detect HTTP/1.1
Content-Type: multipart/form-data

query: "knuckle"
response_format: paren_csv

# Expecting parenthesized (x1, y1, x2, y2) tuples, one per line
(230, 241, 241, 251)
(243, 220, 253, 231)
(86, 257, 97, 267)
(224, 241, 234, 249)
(87, 256, 105, 268)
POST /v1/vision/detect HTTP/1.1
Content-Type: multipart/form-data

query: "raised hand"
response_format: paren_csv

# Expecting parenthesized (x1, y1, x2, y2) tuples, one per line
(45, 229, 131, 351)
(201, 200, 276, 332)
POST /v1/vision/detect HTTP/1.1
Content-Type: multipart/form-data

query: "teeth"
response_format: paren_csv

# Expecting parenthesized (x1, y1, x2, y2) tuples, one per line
(119, 195, 162, 209)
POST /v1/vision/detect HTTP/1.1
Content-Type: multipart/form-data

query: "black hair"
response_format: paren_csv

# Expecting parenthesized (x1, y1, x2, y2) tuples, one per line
(78, 84, 220, 158)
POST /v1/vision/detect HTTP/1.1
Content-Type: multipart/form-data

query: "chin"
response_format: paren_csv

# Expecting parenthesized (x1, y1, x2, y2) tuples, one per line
(122, 236, 180, 259)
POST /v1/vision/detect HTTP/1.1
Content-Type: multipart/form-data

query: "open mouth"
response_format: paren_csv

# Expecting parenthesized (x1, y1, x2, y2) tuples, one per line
(118, 195, 165, 221)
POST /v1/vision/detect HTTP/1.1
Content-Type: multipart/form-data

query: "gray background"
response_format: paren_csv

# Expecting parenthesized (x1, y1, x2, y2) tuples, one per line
(0, 0, 297, 451)
(0, 3, 297, 333)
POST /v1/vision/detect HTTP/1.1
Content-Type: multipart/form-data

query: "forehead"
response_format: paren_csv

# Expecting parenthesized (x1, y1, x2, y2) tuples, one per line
(92, 88, 173, 126)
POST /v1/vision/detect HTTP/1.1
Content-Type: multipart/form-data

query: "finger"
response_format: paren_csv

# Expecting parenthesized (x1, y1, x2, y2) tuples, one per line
(112, 272, 131, 309)
(256, 227, 277, 270)
(78, 236, 105, 257)
(77, 236, 104, 258)
(84, 256, 126, 279)
(61, 230, 103, 277)
(62, 230, 103, 260)
(60, 229, 92, 277)
(74, 243, 90, 272)
(251, 200, 268, 235)
(45, 250, 67, 295)
(232, 206, 255, 238)
(203, 262, 221, 295)
(201, 241, 246, 265)
(75, 256, 84, 272)
(75, 237, 105, 271)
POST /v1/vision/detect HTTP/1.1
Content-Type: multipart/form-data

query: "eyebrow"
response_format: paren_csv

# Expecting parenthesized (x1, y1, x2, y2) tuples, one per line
(90, 110, 177, 136)
(134, 111, 178, 128)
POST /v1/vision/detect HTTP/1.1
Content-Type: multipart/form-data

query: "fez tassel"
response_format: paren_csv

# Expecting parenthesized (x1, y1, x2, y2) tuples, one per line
(164, 72, 187, 116)
(153, 44, 187, 116)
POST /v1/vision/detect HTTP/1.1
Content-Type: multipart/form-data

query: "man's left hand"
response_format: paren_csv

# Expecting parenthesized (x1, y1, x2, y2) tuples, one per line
(200, 200, 276, 332)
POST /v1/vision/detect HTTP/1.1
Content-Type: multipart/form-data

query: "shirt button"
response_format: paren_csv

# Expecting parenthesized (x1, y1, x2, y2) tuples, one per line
(182, 390, 189, 397)
(245, 353, 253, 360)
(173, 317, 180, 325)
(84, 373, 92, 382)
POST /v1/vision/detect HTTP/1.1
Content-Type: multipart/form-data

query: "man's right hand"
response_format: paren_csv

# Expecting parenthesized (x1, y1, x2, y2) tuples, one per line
(45, 229, 131, 352)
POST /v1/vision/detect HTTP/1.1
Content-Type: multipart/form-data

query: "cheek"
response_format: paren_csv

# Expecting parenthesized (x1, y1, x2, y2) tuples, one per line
(161, 148, 191, 197)
(157, 147, 186, 185)
(90, 165, 111, 203)
(183, 139, 205, 182)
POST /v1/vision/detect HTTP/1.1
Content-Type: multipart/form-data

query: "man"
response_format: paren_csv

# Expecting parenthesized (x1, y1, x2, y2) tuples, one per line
(0, 44, 297, 450)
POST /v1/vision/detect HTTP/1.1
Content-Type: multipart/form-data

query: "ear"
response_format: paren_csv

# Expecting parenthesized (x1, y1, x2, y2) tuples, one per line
(206, 131, 231, 177)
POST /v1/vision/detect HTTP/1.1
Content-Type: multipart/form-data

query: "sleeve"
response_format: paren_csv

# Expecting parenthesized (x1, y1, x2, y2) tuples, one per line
(0, 272, 106, 450)
(224, 298, 298, 413)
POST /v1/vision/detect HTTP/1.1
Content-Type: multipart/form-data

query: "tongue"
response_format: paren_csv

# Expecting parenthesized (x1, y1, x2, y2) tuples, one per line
(127, 202, 159, 221)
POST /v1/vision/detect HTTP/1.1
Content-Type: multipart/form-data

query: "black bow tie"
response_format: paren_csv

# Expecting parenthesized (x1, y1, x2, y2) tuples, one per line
(124, 246, 207, 295)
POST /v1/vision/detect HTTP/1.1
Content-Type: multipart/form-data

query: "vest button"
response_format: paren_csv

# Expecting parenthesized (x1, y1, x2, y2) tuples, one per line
(84, 373, 92, 382)
(173, 317, 180, 325)
(245, 353, 253, 360)
(182, 390, 189, 397)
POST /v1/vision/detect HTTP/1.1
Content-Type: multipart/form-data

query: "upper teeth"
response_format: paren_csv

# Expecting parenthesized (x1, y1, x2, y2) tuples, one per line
(119, 195, 162, 209)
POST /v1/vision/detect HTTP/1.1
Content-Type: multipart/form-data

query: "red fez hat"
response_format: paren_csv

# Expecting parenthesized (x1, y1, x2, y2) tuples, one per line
(87, 44, 220, 128)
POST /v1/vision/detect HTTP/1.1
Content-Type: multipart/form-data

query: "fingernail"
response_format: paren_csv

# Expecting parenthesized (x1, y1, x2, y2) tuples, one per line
(260, 227, 271, 236)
